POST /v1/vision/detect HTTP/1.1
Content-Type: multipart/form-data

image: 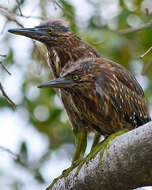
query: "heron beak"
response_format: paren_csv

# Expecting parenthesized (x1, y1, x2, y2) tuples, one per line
(8, 27, 46, 40)
(37, 77, 73, 88)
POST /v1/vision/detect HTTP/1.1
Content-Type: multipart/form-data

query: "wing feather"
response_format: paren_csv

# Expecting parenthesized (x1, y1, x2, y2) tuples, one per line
(95, 59, 150, 127)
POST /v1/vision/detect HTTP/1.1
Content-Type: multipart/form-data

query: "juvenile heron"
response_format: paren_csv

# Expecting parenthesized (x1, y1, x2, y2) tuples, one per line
(38, 57, 151, 135)
(8, 20, 151, 182)
(8, 19, 100, 164)
(37, 57, 151, 179)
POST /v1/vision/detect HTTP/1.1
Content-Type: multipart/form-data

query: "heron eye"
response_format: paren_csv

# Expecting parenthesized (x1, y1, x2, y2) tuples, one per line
(48, 28, 53, 34)
(72, 75, 79, 81)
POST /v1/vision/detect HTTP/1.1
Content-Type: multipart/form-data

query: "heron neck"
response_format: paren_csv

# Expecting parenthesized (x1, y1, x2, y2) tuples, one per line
(47, 39, 100, 77)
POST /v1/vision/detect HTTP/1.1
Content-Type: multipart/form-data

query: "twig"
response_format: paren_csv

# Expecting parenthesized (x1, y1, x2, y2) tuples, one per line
(53, 0, 63, 10)
(0, 145, 28, 168)
(50, 0, 73, 17)
(141, 56, 152, 75)
(0, 5, 44, 20)
(0, 61, 11, 75)
(16, 0, 23, 16)
(140, 47, 152, 75)
(0, 146, 19, 159)
(118, 20, 152, 35)
(0, 59, 16, 107)
(140, 47, 152, 59)
(0, 7, 23, 27)
(0, 82, 17, 108)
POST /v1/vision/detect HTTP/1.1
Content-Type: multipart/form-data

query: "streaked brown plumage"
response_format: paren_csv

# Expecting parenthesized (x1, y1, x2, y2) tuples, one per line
(8, 19, 151, 164)
(8, 20, 100, 137)
(8, 19, 100, 137)
(38, 57, 151, 135)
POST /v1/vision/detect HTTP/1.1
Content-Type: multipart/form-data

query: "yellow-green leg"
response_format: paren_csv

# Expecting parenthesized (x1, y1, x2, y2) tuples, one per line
(47, 132, 87, 189)
(62, 132, 101, 177)
(62, 132, 87, 176)
(75, 129, 129, 175)
(72, 132, 87, 163)
(47, 129, 130, 189)
(90, 132, 101, 151)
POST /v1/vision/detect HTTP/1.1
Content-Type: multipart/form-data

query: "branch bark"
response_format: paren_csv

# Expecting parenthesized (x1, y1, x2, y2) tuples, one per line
(48, 121, 152, 190)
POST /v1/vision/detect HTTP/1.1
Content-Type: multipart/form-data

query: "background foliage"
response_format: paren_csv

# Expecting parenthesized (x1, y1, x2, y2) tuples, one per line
(0, 0, 152, 189)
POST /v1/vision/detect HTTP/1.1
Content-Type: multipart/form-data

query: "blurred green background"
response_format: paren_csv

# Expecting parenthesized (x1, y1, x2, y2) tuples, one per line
(0, 0, 152, 189)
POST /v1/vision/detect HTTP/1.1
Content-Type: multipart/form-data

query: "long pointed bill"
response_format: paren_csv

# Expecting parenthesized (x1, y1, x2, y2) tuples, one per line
(37, 77, 73, 88)
(8, 27, 47, 40)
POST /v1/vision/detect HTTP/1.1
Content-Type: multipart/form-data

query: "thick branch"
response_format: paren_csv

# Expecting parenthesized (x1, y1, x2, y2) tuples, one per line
(48, 121, 152, 190)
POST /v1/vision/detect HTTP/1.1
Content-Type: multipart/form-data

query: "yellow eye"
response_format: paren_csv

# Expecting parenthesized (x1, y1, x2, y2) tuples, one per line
(48, 28, 53, 34)
(72, 75, 79, 81)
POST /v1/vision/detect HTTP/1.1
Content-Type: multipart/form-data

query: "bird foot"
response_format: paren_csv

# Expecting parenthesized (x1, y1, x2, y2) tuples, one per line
(75, 129, 129, 175)
(46, 173, 64, 190)
(47, 129, 129, 189)
(74, 140, 106, 175)
(62, 160, 80, 177)
(46, 160, 81, 190)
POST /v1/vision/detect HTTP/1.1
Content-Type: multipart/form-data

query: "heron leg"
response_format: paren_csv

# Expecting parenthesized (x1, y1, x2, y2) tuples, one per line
(75, 129, 129, 175)
(72, 132, 87, 163)
(65, 132, 101, 177)
(61, 132, 87, 177)
(48, 129, 130, 189)
(90, 132, 101, 151)
(47, 132, 87, 189)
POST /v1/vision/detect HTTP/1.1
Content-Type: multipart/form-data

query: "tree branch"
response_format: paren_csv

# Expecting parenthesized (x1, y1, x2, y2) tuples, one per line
(0, 60, 17, 108)
(140, 47, 152, 75)
(118, 20, 152, 35)
(0, 61, 11, 75)
(140, 47, 152, 59)
(48, 121, 152, 190)
(0, 82, 17, 108)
